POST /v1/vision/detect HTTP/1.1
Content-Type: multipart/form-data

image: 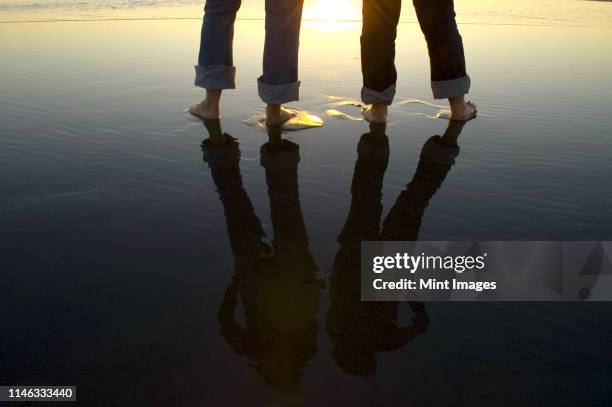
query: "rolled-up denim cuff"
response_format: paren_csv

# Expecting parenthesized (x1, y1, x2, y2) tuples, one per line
(431, 75, 471, 99)
(194, 65, 236, 89)
(361, 84, 396, 105)
(257, 77, 300, 104)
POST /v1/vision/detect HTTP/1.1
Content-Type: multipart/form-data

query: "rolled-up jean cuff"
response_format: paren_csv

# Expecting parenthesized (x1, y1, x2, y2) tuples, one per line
(257, 77, 300, 104)
(361, 84, 396, 105)
(194, 65, 236, 89)
(431, 75, 471, 99)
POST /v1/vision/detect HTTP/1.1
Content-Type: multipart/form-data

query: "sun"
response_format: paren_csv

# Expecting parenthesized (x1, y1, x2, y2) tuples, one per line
(303, 0, 361, 24)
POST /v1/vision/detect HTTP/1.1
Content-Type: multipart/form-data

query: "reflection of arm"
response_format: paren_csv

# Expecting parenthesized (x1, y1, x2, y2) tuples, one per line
(338, 132, 389, 246)
(217, 282, 247, 356)
(329, 132, 390, 309)
(384, 302, 430, 351)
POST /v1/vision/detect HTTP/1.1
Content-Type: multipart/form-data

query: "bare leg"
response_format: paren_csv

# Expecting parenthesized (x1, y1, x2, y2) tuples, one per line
(190, 89, 222, 120)
(448, 95, 477, 122)
(266, 103, 294, 126)
(363, 103, 389, 124)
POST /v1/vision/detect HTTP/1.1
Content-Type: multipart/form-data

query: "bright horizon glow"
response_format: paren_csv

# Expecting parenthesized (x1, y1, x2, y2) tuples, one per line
(303, 0, 360, 22)
(302, 0, 361, 31)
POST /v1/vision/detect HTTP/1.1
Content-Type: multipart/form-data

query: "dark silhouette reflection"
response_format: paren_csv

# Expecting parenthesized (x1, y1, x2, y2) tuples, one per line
(327, 120, 466, 376)
(201, 121, 322, 395)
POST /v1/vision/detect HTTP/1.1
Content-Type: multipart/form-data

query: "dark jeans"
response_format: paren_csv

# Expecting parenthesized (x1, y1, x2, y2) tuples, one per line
(361, 0, 470, 104)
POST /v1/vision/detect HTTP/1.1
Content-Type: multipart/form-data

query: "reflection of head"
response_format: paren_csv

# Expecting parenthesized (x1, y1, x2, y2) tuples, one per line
(255, 352, 304, 395)
(329, 336, 377, 377)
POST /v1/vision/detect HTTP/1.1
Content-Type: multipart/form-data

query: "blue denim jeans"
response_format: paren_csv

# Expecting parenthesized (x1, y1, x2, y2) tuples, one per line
(195, 0, 304, 104)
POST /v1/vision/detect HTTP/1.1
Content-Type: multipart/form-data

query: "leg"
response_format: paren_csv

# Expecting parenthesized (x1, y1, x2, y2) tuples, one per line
(191, 0, 242, 119)
(259, 0, 304, 125)
(413, 0, 476, 120)
(361, 0, 401, 123)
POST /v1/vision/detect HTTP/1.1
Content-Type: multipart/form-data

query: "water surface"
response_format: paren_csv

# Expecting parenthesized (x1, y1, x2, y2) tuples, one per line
(1, 10, 612, 407)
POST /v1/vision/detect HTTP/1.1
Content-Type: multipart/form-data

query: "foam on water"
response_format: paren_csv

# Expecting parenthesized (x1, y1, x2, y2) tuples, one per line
(325, 109, 362, 121)
(324, 96, 457, 122)
(243, 107, 324, 132)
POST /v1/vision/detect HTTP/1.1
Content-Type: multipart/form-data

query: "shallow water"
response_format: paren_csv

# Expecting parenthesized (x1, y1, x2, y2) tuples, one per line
(1, 14, 612, 407)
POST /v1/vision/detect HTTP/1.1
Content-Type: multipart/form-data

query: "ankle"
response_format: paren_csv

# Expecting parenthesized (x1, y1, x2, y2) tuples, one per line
(204, 89, 222, 109)
(203, 98, 219, 111)
(373, 103, 388, 112)
(448, 95, 466, 110)
(266, 104, 282, 116)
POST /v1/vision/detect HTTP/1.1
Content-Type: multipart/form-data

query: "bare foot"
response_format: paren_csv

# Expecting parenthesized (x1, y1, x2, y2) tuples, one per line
(189, 99, 220, 120)
(363, 104, 388, 123)
(189, 90, 222, 120)
(266, 104, 295, 126)
(449, 96, 477, 122)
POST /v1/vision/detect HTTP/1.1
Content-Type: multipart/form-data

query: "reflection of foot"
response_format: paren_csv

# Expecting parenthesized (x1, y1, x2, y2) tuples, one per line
(200, 118, 235, 148)
(260, 138, 300, 175)
(201, 132, 237, 149)
(449, 100, 477, 122)
(265, 124, 284, 150)
(266, 105, 295, 126)
(440, 119, 466, 146)
(359, 122, 388, 147)
(189, 99, 220, 121)
(201, 133, 239, 165)
(363, 104, 388, 124)
(261, 138, 299, 154)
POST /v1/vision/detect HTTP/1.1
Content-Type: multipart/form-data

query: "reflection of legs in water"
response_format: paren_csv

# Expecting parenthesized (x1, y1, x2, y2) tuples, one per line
(241, 134, 321, 394)
(327, 123, 428, 376)
(261, 123, 299, 152)
(203, 125, 320, 395)
(261, 131, 312, 269)
(202, 124, 269, 382)
(328, 120, 467, 375)
(379, 120, 465, 302)
(201, 123, 268, 267)
(380, 120, 464, 241)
